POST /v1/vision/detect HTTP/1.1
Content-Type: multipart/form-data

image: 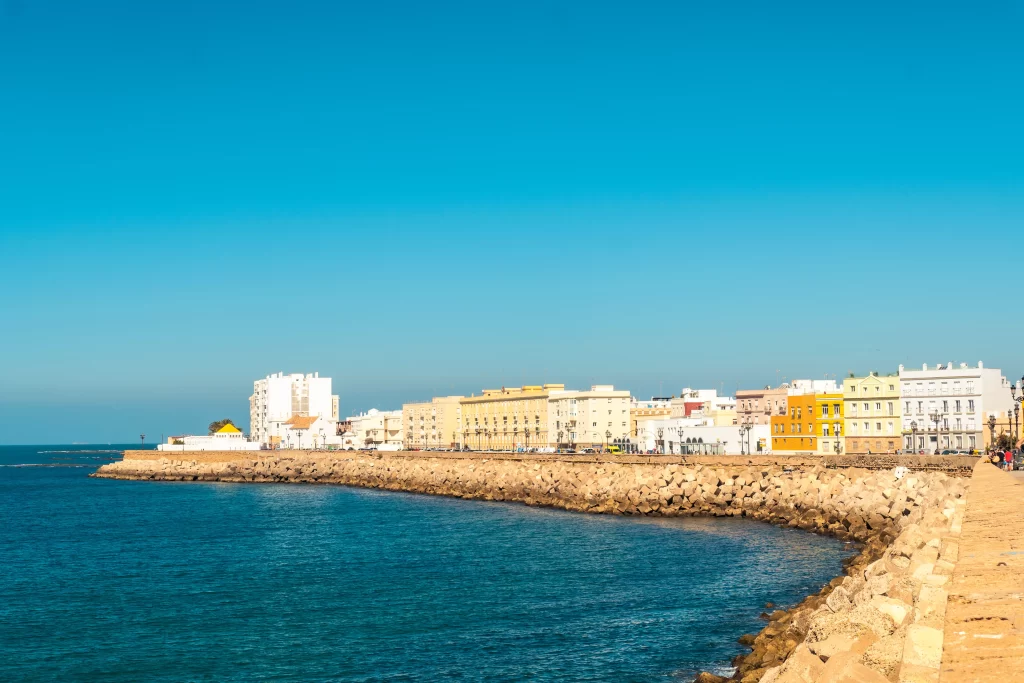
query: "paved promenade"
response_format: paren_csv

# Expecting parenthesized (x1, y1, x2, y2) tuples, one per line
(940, 461, 1024, 682)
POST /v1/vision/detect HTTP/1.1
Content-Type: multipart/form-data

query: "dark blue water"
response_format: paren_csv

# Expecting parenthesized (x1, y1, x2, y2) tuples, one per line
(0, 446, 853, 682)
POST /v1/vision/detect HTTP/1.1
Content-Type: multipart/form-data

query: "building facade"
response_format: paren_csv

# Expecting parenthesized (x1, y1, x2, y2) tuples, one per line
(343, 409, 403, 449)
(629, 398, 673, 442)
(736, 386, 788, 426)
(670, 388, 737, 426)
(402, 396, 464, 449)
(815, 392, 844, 454)
(899, 362, 1012, 453)
(637, 417, 770, 455)
(249, 372, 339, 447)
(771, 392, 817, 453)
(843, 372, 901, 454)
(460, 384, 564, 450)
(548, 385, 631, 449)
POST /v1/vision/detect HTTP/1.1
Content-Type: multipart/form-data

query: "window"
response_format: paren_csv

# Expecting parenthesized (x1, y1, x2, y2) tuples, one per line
(863, 421, 870, 433)
(822, 424, 830, 436)
(968, 400, 975, 412)
(969, 435, 976, 448)
(851, 422, 858, 434)
(956, 435, 963, 448)
(887, 402, 894, 416)
(942, 400, 948, 412)
(833, 404, 840, 415)
(955, 418, 962, 430)
(917, 401, 924, 414)
(863, 402, 869, 412)
(848, 384, 856, 393)
(889, 384, 895, 391)
(966, 381, 974, 393)
(849, 403, 858, 416)
(821, 405, 829, 417)
(887, 421, 894, 435)
(797, 407, 802, 419)
(876, 422, 882, 432)
(954, 400, 961, 413)
(875, 386, 881, 394)
(875, 402, 882, 412)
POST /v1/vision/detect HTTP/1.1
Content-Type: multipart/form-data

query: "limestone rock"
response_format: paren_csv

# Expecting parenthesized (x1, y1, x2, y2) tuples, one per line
(815, 650, 890, 683)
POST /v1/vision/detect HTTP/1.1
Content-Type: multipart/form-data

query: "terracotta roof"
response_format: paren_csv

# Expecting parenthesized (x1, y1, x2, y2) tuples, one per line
(285, 415, 319, 429)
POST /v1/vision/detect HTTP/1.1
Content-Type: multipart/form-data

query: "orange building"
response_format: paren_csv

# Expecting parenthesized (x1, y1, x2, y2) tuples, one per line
(771, 392, 817, 453)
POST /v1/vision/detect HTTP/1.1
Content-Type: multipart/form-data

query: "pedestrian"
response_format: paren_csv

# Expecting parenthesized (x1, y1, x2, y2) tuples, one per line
(1005, 449, 1013, 471)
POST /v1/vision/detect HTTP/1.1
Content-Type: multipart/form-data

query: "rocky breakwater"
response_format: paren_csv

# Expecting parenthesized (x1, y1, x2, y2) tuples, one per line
(94, 452, 968, 682)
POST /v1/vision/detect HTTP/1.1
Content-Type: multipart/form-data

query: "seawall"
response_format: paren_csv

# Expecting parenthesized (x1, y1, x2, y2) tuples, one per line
(94, 451, 976, 682)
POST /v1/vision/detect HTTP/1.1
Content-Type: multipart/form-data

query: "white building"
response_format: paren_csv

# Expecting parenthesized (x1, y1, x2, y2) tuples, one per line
(279, 415, 339, 450)
(548, 385, 631, 448)
(789, 379, 839, 395)
(343, 409, 403, 449)
(157, 423, 261, 452)
(249, 372, 339, 447)
(636, 417, 770, 455)
(898, 362, 1012, 452)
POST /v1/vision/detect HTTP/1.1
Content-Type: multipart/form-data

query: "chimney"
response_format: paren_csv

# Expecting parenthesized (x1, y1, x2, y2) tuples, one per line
(978, 361, 984, 368)
(960, 363, 967, 369)
(947, 362, 953, 370)
(898, 364, 904, 373)
(922, 363, 927, 371)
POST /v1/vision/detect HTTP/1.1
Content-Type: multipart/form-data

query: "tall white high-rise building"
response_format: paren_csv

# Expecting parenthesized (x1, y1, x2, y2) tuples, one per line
(249, 372, 339, 446)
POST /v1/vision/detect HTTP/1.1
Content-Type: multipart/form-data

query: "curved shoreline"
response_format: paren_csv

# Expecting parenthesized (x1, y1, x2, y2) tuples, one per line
(94, 451, 969, 682)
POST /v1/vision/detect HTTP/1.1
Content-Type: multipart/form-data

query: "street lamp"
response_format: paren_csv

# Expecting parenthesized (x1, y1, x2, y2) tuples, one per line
(928, 411, 943, 454)
(605, 430, 611, 452)
(911, 420, 918, 454)
(657, 428, 664, 454)
(140, 433, 146, 449)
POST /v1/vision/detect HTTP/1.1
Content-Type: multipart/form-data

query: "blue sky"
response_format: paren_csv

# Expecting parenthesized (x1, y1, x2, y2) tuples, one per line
(1, 1, 1022, 443)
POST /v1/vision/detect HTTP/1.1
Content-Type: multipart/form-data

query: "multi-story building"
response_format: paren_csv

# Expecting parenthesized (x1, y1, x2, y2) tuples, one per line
(770, 390, 817, 453)
(843, 372, 901, 454)
(629, 398, 673, 443)
(343, 409, 403, 449)
(460, 384, 564, 450)
(402, 396, 464, 449)
(815, 392, 844, 455)
(670, 388, 737, 426)
(249, 372, 339, 447)
(899, 362, 1012, 453)
(736, 386, 788, 426)
(637, 417, 770, 455)
(548, 385, 631, 449)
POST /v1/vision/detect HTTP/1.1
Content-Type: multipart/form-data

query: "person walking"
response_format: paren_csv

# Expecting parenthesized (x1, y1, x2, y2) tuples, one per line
(1006, 449, 1014, 471)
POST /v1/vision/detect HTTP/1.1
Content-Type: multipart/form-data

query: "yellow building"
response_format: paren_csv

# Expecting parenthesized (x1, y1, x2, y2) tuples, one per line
(629, 400, 673, 440)
(402, 396, 464, 449)
(815, 392, 844, 454)
(460, 384, 564, 450)
(843, 372, 901, 454)
(771, 393, 817, 453)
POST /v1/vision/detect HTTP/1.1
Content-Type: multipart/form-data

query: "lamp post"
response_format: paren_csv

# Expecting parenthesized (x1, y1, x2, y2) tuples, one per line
(605, 430, 611, 453)
(988, 414, 997, 452)
(140, 433, 145, 449)
(929, 410, 942, 454)
(911, 420, 918, 454)
(657, 428, 664, 454)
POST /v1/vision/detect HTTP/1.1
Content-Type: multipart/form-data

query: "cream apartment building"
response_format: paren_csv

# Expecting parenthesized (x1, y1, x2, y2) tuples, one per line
(460, 384, 564, 450)
(736, 386, 788, 426)
(843, 372, 901, 454)
(548, 385, 631, 449)
(402, 396, 463, 449)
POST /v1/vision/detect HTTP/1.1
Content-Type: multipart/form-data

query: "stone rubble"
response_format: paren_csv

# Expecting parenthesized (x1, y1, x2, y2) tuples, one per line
(93, 452, 968, 683)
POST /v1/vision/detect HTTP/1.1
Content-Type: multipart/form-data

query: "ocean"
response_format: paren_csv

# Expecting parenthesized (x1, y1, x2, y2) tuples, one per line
(0, 445, 853, 681)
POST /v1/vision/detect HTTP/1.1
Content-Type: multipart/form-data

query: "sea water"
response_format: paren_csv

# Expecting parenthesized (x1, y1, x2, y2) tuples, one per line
(0, 445, 853, 681)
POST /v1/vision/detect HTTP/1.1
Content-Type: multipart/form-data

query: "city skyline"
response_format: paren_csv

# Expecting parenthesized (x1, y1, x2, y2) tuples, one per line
(1, 1, 1022, 443)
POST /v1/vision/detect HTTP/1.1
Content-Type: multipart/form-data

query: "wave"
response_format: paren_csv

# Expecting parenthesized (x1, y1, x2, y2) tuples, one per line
(37, 450, 123, 454)
(0, 463, 90, 468)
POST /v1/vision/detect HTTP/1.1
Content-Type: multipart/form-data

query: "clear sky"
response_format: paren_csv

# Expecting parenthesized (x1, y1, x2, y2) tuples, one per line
(1, 1, 1022, 444)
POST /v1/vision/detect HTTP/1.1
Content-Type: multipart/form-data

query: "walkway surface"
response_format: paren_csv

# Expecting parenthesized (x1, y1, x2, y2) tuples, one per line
(939, 461, 1024, 682)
